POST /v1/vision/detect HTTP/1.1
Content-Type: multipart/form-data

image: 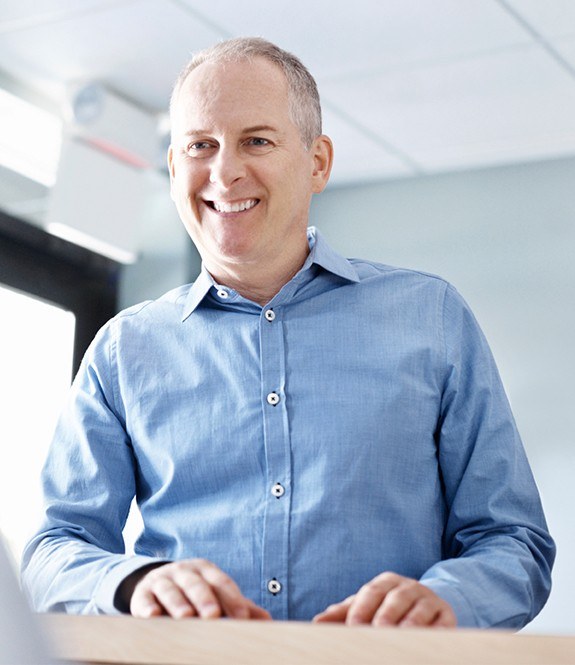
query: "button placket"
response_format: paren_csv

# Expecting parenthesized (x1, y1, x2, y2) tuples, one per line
(259, 301, 290, 619)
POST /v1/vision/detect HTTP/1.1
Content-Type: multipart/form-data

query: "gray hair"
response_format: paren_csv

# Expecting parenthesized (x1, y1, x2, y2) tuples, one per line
(170, 37, 322, 148)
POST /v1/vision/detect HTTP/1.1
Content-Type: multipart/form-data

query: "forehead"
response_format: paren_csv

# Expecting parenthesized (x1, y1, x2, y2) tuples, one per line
(172, 57, 292, 133)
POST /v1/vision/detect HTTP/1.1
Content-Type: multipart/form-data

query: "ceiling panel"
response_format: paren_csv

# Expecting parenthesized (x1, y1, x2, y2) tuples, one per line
(0, 0, 123, 27)
(322, 108, 414, 186)
(321, 44, 575, 173)
(184, 0, 531, 81)
(553, 36, 575, 70)
(0, 0, 223, 110)
(504, 0, 575, 38)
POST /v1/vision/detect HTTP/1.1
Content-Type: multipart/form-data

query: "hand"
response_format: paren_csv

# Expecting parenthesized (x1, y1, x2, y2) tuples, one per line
(129, 558, 272, 620)
(313, 572, 456, 628)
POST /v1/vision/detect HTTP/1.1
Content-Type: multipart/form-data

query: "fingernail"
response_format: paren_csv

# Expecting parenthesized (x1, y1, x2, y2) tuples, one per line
(201, 603, 220, 618)
(142, 604, 158, 618)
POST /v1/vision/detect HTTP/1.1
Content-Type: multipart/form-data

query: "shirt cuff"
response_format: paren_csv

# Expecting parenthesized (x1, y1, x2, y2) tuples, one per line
(95, 555, 170, 614)
(419, 578, 478, 628)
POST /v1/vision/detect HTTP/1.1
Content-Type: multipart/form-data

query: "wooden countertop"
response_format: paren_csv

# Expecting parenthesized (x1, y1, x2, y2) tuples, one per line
(41, 614, 575, 665)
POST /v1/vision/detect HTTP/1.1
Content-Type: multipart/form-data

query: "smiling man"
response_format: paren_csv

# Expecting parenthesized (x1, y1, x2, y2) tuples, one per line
(22, 37, 554, 629)
(167, 54, 331, 307)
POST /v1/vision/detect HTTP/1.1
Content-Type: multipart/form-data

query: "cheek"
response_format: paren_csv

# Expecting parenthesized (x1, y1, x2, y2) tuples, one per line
(172, 168, 204, 214)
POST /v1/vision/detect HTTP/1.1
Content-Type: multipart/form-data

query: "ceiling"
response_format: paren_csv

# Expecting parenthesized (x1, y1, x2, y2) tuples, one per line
(1, 0, 575, 187)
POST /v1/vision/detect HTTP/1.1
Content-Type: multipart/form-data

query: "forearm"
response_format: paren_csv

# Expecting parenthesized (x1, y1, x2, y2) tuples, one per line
(419, 528, 554, 628)
(21, 533, 167, 614)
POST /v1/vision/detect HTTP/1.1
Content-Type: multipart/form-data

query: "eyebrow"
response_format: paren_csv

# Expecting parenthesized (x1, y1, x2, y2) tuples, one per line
(242, 125, 279, 134)
(184, 125, 279, 137)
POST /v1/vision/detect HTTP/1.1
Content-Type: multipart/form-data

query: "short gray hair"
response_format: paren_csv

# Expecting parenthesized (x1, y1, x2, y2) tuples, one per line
(170, 37, 322, 148)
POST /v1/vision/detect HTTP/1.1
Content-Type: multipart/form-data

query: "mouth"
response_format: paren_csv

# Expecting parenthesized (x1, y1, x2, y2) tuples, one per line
(205, 198, 260, 214)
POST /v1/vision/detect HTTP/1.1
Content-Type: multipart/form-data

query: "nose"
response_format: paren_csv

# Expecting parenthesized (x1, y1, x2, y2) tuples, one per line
(209, 144, 246, 188)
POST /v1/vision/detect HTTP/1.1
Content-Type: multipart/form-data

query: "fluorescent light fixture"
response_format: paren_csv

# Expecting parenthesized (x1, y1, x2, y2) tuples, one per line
(0, 88, 62, 186)
(47, 221, 137, 264)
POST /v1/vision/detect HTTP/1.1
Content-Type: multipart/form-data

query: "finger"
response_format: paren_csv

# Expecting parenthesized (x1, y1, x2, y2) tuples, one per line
(155, 575, 211, 618)
(131, 576, 199, 619)
(370, 581, 422, 626)
(397, 597, 444, 627)
(172, 569, 222, 619)
(130, 585, 165, 618)
(346, 575, 403, 625)
(312, 596, 354, 623)
(246, 599, 273, 620)
(431, 606, 457, 628)
(191, 559, 253, 619)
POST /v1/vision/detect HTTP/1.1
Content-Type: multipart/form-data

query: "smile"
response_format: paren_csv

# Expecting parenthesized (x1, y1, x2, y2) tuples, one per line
(208, 199, 259, 213)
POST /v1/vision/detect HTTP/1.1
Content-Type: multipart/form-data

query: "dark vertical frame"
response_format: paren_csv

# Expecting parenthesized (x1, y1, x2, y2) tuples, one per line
(0, 210, 120, 378)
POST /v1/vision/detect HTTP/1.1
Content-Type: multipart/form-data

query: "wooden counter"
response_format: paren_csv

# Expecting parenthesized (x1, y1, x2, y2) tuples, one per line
(41, 614, 575, 665)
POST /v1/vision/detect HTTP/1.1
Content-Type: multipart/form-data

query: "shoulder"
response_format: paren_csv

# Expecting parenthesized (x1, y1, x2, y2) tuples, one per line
(86, 284, 193, 357)
(347, 257, 453, 298)
(111, 284, 192, 327)
(350, 257, 447, 283)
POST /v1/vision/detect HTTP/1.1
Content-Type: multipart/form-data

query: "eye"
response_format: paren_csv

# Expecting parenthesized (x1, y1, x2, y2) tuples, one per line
(186, 141, 215, 156)
(246, 137, 271, 147)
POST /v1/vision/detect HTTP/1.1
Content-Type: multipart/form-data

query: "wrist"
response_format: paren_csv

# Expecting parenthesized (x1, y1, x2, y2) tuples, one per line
(114, 562, 168, 613)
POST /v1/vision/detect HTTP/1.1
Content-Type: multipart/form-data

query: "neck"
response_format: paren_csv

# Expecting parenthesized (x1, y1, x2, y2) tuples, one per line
(206, 242, 310, 307)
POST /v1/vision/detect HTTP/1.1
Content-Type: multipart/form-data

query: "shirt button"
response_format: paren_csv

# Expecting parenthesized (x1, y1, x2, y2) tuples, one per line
(216, 289, 229, 299)
(266, 392, 280, 406)
(264, 309, 276, 322)
(267, 578, 282, 595)
(271, 483, 285, 498)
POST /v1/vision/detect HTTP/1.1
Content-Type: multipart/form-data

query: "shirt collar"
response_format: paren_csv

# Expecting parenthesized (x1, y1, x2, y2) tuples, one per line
(305, 226, 360, 283)
(181, 226, 359, 321)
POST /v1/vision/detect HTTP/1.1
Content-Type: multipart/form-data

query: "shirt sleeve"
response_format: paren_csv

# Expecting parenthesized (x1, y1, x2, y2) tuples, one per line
(21, 321, 168, 614)
(419, 284, 555, 628)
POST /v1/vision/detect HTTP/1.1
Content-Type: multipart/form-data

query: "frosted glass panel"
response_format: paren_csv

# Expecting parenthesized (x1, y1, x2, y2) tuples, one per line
(0, 285, 75, 563)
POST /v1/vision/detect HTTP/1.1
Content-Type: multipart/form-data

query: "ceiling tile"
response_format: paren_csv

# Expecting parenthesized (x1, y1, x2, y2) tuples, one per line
(504, 0, 575, 39)
(321, 44, 575, 174)
(182, 0, 531, 81)
(0, 0, 119, 27)
(0, 0, 224, 110)
(553, 36, 575, 70)
(322, 108, 415, 187)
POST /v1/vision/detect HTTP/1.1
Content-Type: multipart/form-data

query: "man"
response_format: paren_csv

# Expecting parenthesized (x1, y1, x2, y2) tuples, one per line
(22, 37, 554, 628)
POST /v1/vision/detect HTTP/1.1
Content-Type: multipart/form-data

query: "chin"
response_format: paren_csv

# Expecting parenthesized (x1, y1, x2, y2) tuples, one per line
(210, 231, 260, 261)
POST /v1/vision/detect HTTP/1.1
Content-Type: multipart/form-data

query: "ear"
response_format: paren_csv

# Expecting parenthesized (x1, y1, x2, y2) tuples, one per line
(310, 134, 334, 194)
(167, 145, 176, 200)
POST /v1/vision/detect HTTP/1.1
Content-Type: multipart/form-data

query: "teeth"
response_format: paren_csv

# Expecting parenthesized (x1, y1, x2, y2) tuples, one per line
(212, 199, 258, 213)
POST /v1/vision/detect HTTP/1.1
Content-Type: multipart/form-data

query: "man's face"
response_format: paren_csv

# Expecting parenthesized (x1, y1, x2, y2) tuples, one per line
(168, 57, 331, 277)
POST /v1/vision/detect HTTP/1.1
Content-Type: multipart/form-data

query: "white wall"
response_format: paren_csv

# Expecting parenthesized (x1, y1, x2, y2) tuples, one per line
(311, 156, 575, 635)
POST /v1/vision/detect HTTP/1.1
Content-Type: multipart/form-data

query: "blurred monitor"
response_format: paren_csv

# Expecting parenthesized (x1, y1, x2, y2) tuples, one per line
(0, 535, 54, 665)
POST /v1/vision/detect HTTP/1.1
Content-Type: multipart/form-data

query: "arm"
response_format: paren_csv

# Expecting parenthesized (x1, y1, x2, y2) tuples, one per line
(421, 284, 555, 627)
(21, 323, 166, 614)
(316, 284, 555, 628)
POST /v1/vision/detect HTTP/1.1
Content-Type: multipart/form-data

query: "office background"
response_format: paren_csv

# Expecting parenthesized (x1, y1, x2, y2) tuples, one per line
(0, 0, 573, 635)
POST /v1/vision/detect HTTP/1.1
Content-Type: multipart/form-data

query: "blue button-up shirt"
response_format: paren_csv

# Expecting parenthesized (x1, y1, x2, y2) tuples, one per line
(22, 228, 554, 627)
